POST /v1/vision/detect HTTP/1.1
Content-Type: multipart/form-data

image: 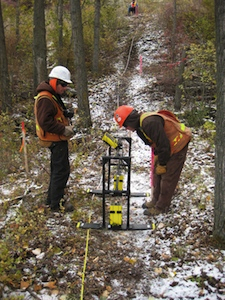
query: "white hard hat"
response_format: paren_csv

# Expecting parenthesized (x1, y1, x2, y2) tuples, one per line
(49, 66, 72, 83)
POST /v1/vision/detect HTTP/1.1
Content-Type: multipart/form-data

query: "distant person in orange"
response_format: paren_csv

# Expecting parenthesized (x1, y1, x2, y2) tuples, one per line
(128, 0, 138, 15)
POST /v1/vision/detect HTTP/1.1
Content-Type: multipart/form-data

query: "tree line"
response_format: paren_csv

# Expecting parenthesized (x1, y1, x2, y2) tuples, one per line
(0, 0, 95, 127)
(0, 0, 118, 127)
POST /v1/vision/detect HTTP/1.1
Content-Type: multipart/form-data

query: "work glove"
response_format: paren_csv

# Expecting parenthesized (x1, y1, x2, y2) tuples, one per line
(64, 125, 74, 137)
(155, 164, 167, 175)
(154, 155, 158, 166)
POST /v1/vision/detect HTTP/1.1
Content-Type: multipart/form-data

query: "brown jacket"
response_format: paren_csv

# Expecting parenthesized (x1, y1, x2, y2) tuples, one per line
(124, 109, 191, 166)
(139, 111, 191, 165)
(34, 81, 69, 142)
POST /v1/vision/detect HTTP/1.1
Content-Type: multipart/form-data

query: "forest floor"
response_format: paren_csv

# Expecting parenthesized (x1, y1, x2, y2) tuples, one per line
(0, 12, 225, 300)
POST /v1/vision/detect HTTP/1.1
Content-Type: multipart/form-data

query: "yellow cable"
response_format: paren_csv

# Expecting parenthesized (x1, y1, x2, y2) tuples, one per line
(80, 179, 101, 299)
(80, 213, 91, 300)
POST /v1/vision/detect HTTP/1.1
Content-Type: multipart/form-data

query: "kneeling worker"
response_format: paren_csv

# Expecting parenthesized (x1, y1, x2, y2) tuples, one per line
(114, 106, 192, 216)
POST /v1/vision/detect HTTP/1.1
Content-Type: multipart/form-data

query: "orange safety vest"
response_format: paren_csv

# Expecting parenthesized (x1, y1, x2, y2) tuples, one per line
(140, 110, 192, 154)
(34, 91, 70, 142)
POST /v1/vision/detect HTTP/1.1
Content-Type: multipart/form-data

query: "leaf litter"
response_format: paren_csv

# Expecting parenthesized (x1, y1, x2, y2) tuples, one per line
(0, 17, 225, 300)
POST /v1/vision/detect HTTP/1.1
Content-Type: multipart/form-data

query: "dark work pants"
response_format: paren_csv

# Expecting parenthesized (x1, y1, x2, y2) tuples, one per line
(46, 141, 70, 209)
(152, 144, 189, 212)
(128, 7, 136, 14)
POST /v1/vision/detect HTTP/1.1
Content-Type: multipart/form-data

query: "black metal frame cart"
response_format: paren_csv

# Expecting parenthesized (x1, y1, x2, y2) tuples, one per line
(78, 136, 152, 230)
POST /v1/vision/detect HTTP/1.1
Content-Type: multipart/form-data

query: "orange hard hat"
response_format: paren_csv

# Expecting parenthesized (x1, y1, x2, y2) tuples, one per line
(114, 105, 134, 127)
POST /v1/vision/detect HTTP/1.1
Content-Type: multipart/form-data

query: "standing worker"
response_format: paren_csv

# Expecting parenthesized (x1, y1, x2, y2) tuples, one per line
(128, 0, 138, 15)
(34, 66, 75, 212)
(114, 105, 192, 216)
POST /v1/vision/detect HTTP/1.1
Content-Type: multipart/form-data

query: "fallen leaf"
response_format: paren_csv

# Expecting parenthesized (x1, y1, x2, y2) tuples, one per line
(207, 254, 216, 262)
(43, 281, 57, 289)
(129, 258, 137, 265)
(36, 252, 45, 260)
(161, 253, 171, 261)
(22, 243, 29, 249)
(34, 284, 42, 292)
(206, 195, 211, 202)
(32, 248, 42, 256)
(154, 267, 163, 274)
(123, 256, 137, 264)
(93, 256, 99, 263)
(106, 285, 112, 292)
(102, 290, 109, 297)
(51, 289, 59, 295)
(77, 272, 83, 277)
(38, 207, 45, 213)
(20, 280, 30, 289)
(124, 256, 130, 262)
(158, 222, 165, 229)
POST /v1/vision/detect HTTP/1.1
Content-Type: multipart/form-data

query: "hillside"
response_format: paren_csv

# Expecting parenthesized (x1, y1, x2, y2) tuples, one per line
(0, 12, 224, 300)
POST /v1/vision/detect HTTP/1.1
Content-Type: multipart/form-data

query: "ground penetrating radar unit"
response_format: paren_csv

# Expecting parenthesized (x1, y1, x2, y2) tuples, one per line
(78, 133, 152, 230)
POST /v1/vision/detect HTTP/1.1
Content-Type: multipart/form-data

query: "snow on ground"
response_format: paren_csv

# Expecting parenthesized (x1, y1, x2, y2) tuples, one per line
(1, 19, 225, 300)
(82, 20, 224, 300)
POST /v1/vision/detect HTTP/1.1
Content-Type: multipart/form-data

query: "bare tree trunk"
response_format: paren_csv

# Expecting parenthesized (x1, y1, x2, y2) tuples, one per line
(92, 0, 101, 74)
(57, 0, 64, 65)
(16, 0, 20, 45)
(174, 49, 186, 111)
(0, 0, 12, 112)
(33, 0, 47, 92)
(171, 0, 177, 62)
(70, 0, 92, 128)
(214, 0, 225, 242)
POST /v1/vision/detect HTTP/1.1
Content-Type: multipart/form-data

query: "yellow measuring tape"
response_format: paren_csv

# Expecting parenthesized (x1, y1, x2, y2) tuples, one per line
(80, 214, 91, 300)
(79, 179, 101, 300)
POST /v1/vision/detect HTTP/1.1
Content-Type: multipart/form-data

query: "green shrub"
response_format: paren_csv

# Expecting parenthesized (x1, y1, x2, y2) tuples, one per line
(182, 104, 211, 127)
(0, 113, 23, 181)
(0, 206, 51, 288)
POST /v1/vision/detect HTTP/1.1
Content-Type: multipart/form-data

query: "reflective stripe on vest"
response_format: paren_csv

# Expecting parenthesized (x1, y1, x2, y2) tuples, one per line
(140, 111, 191, 154)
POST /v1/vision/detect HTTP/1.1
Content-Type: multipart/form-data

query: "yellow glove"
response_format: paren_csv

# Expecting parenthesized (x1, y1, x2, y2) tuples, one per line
(155, 164, 167, 175)
(154, 155, 158, 166)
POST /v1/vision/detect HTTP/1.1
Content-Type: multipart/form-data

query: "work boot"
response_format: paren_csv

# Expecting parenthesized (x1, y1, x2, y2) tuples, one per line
(142, 201, 156, 209)
(51, 206, 60, 212)
(63, 201, 74, 212)
(51, 200, 74, 213)
(143, 207, 164, 216)
(45, 198, 51, 206)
